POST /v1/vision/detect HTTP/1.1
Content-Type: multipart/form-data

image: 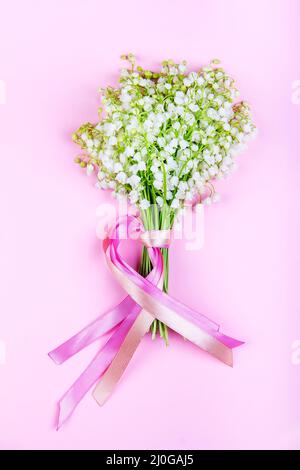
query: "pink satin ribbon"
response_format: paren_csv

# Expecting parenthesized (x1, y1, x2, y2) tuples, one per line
(49, 216, 244, 429)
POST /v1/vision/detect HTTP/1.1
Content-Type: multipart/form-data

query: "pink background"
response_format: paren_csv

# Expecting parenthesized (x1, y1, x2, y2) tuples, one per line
(0, 0, 299, 450)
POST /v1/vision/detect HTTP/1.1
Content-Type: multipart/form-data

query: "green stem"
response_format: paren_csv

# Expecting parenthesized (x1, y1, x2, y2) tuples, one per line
(139, 204, 175, 345)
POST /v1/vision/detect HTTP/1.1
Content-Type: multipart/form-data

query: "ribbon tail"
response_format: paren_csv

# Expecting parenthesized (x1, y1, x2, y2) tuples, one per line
(108, 256, 243, 367)
(216, 333, 245, 349)
(208, 333, 244, 367)
(93, 309, 154, 406)
(56, 309, 139, 429)
(49, 295, 136, 364)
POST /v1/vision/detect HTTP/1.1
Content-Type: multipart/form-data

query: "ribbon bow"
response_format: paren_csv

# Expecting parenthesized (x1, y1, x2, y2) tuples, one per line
(49, 216, 243, 429)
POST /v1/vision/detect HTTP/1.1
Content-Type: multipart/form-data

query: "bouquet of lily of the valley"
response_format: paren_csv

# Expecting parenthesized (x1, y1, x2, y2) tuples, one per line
(49, 55, 256, 428)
